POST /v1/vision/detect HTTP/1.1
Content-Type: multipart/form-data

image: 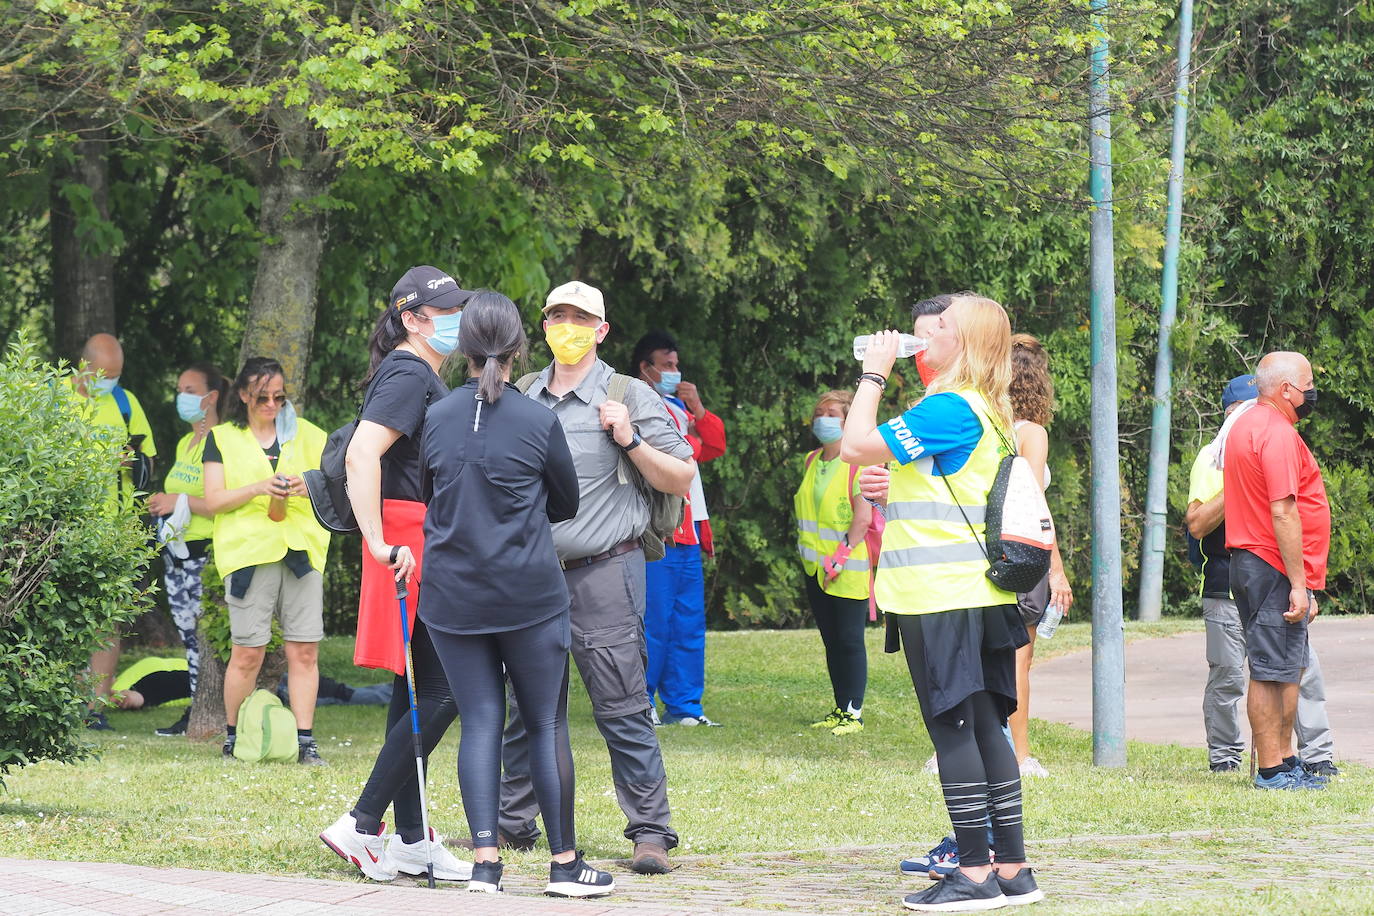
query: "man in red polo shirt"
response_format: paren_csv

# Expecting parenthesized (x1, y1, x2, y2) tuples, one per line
(1221, 351, 1330, 790)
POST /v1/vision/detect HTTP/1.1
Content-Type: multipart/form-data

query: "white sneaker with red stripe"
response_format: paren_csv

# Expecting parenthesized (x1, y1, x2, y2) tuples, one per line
(320, 813, 396, 881)
(383, 829, 474, 881)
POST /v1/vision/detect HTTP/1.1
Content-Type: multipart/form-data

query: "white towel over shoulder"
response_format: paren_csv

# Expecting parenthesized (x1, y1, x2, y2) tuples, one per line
(1210, 399, 1257, 470)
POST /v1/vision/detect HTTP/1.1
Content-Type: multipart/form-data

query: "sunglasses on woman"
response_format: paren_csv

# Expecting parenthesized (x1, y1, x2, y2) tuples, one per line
(254, 393, 288, 406)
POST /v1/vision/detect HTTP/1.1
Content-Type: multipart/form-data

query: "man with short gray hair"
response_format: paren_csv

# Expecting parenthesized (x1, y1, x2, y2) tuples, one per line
(1221, 351, 1331, 790)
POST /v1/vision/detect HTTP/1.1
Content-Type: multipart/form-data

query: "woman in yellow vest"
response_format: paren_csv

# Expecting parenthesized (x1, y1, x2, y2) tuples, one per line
(794, 390, 872, 737)
(144, 362, 229, 737)
(202, 357, 330, 765)
(841, 297, 1041, 911)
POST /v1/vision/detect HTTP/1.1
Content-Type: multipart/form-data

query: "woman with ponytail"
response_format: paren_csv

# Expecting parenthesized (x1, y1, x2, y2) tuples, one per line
(144, 362, 229, 737)
(417, 292, 607, 897)
(319, 266, 477, 882)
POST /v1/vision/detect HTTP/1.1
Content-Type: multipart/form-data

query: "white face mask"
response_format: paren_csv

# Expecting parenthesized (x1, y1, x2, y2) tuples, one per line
(91, 375, 120, 396)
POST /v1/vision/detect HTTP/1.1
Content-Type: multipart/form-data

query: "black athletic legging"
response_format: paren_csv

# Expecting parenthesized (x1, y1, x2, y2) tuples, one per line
(429, 612, 576, 855)
(897, 614, 1025, 869)
(351, 618, 458, 843)
(803, 576, 868, 712)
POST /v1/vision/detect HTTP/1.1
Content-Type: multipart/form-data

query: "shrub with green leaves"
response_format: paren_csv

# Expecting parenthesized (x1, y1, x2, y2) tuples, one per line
(0, 336, 155, 784)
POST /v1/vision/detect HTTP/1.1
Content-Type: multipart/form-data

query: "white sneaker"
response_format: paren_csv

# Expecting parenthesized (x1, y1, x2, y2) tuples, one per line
(320, 813, 396, 882)
(1020, 756, 1050, 778)
(922, 753, 939, 774)
(383, 829, 474, 881)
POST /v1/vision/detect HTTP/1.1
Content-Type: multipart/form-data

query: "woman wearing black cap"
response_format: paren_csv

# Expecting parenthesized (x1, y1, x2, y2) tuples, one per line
(319, 266, 476, 882)
(420, 291, 612, 898)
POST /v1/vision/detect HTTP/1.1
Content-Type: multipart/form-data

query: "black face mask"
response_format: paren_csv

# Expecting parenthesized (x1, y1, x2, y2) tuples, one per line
(1294, 386, 1318, 420)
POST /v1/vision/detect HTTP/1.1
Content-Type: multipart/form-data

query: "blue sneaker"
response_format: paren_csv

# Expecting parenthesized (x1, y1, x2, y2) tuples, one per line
(900, 836, 959, 877)
(1254, 768, 1324, 790)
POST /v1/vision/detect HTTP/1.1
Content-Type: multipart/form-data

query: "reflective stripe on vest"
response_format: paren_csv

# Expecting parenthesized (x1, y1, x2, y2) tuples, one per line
(875, 390, 1016, 615)
(793, 451, 871, 599)
(210, 419, 331, 580)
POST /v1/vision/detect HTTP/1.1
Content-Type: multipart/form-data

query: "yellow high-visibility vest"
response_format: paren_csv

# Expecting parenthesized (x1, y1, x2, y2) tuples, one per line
(209, 419, 330, 580)
(875, 390, 1015, 615)
(794, 450, 871, 600)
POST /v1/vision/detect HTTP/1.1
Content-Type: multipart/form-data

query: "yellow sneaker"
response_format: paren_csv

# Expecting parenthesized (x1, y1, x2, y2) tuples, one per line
(831, 713, 865, 736)
(810, 707, 844, 729)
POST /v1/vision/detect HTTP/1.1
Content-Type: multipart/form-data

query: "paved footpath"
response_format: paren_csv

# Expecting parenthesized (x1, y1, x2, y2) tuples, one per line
(1031, 614, 1374, 765)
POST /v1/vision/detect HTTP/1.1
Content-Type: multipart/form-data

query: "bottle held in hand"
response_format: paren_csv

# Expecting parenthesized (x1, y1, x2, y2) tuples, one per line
(853, 334, 927, 360)
(268, 474, 288, 522)
(1037, 604, 1063, 639)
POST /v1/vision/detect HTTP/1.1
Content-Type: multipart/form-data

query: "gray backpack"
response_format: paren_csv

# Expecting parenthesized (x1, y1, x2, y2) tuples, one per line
(517, 370, 684, 562)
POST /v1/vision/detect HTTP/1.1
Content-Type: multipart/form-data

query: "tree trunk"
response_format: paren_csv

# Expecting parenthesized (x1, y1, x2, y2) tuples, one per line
(238, 161, 330, 402)
(50, 124, 117, 363)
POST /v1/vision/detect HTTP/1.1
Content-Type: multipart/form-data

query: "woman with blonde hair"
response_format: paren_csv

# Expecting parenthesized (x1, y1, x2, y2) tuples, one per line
(1008, 333, 1073, 778)
(794, 389, 874, 736)
(842, 296, 1041, 911)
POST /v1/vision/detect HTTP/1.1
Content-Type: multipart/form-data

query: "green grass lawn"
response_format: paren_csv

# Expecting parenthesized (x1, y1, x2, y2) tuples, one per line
(2, 620, 1371, 914)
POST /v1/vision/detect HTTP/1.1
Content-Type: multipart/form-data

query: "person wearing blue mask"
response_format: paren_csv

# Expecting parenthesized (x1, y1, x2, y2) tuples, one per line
(320, 265, 478, 883)
(143, 363, 230, 736)
(631, 330, 728, 729)
(65, 333, 159, 730)
(793, 390, 874, 736)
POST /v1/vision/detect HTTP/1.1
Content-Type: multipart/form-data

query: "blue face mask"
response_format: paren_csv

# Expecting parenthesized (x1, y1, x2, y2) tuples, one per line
(812, 416, 843, 444)
(654, 370, 682, 397)
(176, 391, 208, 422)
(91, 375, 120, 396)
(421, 310, 461, 356)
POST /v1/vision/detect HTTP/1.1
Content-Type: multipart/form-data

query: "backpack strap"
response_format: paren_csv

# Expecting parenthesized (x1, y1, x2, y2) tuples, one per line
(804, 448, 821, 471)
(111, 385, 132, 430)
(515, 371, 541, 394)
(931, 453, 991, 565)
(604, 374, 637, 486)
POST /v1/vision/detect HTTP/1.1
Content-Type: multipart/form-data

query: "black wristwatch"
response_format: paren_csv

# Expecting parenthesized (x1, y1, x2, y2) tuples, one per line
(620, 432, 642, 452)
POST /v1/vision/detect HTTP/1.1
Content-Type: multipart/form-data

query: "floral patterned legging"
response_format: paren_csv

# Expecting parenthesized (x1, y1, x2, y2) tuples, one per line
(163, 553, 209, 696)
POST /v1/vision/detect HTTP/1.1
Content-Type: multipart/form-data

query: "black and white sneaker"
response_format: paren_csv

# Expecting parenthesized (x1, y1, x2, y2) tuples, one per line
(545, 852, 615, 898)
(155, 710, 189, 737)
(902, 868, 1007, 911)
(298, 737, 327, 766)
(468, 859, 504, 894)
(995, 866, 1044, 906)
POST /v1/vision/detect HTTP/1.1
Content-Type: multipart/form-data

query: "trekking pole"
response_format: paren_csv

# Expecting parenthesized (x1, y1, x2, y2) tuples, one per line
(396, 577, 436, 889)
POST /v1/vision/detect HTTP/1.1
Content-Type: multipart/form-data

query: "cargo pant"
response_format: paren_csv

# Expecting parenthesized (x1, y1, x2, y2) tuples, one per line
(498, 547, 678, 850)
(1202, 596, 1334, 768)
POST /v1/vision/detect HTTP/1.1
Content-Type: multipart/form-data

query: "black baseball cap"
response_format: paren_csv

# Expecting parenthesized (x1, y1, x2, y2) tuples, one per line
(390, 265, 474, 312)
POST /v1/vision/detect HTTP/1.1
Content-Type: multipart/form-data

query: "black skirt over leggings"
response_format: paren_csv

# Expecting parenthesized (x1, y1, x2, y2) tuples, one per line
(895, 606, 1027, 868)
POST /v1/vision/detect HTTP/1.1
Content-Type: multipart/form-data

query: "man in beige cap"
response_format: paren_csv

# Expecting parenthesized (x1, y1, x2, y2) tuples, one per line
(494, 280, 696, 874)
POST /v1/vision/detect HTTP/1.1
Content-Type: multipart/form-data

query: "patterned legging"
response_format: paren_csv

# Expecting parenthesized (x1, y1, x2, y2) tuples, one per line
(163, 553, 209, 695)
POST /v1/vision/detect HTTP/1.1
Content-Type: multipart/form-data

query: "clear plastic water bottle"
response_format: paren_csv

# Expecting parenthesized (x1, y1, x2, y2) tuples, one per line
(1037, 604, 1063, 639)
(853, 334, 927, 360)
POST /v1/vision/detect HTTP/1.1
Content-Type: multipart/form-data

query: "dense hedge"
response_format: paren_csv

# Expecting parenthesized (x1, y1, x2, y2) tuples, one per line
(0, 338, 155, 782)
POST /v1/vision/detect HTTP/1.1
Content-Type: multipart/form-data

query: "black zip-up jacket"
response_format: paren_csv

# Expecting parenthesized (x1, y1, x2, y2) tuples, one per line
(418, 379, 578, 634)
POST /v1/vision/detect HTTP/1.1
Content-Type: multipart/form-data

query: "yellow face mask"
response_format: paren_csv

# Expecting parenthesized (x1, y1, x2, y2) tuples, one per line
(545, 322, 600, 365)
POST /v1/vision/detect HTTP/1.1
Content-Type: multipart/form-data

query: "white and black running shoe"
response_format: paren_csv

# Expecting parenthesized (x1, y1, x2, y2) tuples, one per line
(468, 859, 504, 894)
(902, 868, 1007, 911)
(994, 866, 1044, 906)
(545, 852, 615, 898)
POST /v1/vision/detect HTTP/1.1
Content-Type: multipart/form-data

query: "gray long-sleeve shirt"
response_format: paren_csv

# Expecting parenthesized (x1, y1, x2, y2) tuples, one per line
(524, 359, 693, 561)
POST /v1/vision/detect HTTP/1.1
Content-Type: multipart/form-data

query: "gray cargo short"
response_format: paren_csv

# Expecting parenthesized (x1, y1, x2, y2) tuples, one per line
(1231, 548, 1308, 684)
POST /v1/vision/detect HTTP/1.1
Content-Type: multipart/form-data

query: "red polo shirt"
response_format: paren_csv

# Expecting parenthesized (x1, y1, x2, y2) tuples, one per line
(1222, 401, 1331, 589)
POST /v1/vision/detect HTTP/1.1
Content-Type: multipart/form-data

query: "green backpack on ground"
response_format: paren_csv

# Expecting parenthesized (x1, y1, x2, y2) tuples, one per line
(232, 688, 298, 763)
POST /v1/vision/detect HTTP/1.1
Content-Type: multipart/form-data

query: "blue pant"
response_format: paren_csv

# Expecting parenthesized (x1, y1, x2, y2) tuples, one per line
(644, 541, 706, 719)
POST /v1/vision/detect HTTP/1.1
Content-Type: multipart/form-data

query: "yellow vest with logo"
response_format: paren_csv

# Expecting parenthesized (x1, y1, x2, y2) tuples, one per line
(163, 432, 214, 542)
(210, 419, 330, 580)
(794, 451, 871, 600)
(875, 390, 1016, 615)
